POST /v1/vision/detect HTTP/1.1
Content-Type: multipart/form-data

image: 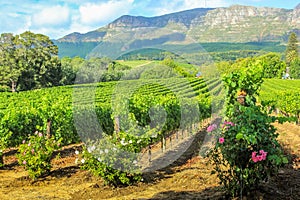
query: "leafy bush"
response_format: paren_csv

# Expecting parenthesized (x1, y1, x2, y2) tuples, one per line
(208, 62, 288, 197)
(17, 131, 62, 179)
(208, 104, 288, 196)
(77, 132, 146, 186)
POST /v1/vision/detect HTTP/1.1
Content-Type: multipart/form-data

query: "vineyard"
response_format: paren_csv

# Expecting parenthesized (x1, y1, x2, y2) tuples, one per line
(0, 77, 222, 148)
(259, 79, 300, 123)
(0, 78, 299, 151)
(0, 75, 299, 199)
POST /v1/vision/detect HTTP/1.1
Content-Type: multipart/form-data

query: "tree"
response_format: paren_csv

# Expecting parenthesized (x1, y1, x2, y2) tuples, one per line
(285, 32, 299, 66)
(290, 58, 300, 79)
(0, 33, 22, 92)
(0, 31, 62, 91)
(17, 31, 62, 90)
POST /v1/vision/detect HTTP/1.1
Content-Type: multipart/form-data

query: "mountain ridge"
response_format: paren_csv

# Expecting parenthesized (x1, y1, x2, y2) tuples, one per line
(55, 4, 300, 59)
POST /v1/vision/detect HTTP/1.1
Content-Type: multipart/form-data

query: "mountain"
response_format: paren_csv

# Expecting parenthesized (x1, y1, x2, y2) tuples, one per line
(55, 4, 300, 58)
(58, 8, 213, 43)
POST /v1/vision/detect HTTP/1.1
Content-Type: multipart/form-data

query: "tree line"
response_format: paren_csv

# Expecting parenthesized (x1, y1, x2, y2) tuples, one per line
(0, 31, 132, 92)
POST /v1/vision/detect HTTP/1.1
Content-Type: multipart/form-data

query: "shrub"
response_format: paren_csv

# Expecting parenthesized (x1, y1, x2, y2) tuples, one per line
(77, 136, 144, 186)
(208, 104, 288, 196)
(208, 63, 288, 197)
(17, 131, 62, 179)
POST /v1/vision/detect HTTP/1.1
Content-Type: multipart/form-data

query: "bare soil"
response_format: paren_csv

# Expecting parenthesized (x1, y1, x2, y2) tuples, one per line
(0, 122, 299, 200)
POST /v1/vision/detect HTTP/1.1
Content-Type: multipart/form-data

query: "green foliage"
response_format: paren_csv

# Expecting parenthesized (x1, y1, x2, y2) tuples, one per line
(160, 58, 195, 78)
(79, 140, 142, 186)
(17, 131, 62, 179)
(208, 106, 288, 196)
(0, 31, 62, 91)
(289, 58, 300, 79)
(0, 130, 12, 168)
(258, 53, 286, 78)
(60, 56, 83, 85)
(285, 32, 299, 66)
(222, 58, 264, 107)
(61, 57, 132, 85)
(0, 33, 22, 92)
(0, 77, 211, 148)
(216, 53, 286, 79)
(0, 88, 78, 146)
(260, 79, 300, 123)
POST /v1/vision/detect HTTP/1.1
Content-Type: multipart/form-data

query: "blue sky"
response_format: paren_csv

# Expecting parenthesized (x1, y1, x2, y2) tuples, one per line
(0, 0, 299, 39)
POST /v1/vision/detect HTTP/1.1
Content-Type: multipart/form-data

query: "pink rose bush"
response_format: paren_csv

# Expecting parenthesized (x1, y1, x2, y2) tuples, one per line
(208, 67, 289, 197)
(17, 131, 62, 179)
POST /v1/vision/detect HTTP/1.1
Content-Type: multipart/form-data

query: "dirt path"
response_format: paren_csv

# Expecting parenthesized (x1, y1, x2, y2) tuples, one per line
(0, 123, 299, 200)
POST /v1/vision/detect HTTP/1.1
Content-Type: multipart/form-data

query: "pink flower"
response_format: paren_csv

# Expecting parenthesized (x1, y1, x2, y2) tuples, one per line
(252, 150, 268, 163)
(57, 143, 60, 147)
(38, 132, 43, 137)
(31, 149, 34, 154)
(22, 160, 27, 165)
(219, 137, 225, 144)
(222, 121, 235, 129)
(261, 152, 268, 160)
(207, 124, 217, 132)
(252, 156, 258, 163)
(22, 140, 26, 144)
(257, 155, 263, 161)
(259, 150, 264, 154)
(252, 151, 257, 158)
(28, 143, 31, 147)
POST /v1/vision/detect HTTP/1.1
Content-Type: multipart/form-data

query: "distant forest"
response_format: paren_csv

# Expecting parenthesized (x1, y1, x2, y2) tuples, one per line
(54, 41, 286, 60)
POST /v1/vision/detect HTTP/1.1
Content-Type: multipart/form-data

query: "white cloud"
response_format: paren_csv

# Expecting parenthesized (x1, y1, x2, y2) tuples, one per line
(154, 0, 229, 16)
(79, 0, 134, 25)
(32, 5, 70, 27)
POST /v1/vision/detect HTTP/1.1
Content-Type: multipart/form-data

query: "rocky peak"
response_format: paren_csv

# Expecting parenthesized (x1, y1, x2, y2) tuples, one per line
(107, 8, 213, 29)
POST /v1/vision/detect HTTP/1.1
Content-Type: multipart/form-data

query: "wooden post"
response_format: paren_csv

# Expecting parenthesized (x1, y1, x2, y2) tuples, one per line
(114, 116, 120, 140)
(114, 116, 120, 133)
(148, 145, 152, 163)
(161, 135, 166, 152)
(46, 119, 51, 138)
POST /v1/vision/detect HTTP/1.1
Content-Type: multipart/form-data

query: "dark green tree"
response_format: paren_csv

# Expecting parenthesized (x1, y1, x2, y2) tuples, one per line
(285, 32, 299, 66)
(17, 31, 62, 90)
(60, 56, 85, 85)
(289, 58, 300, 79)
(0, 33, 22, 92)
(0, 31, 62, 91)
